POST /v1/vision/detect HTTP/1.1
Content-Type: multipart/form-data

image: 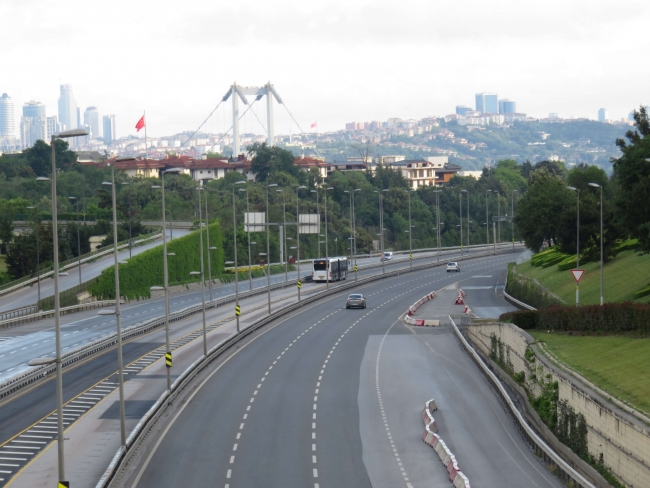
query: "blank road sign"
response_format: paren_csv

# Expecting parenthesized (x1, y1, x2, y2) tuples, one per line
(571, 269, 585, 283)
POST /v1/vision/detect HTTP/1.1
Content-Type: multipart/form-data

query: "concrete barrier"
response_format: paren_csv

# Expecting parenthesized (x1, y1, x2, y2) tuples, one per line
(404, 292, 442, 326)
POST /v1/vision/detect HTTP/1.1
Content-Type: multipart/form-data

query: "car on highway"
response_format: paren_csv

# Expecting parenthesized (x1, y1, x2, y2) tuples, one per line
(446, 262, 460, 272)
(380, 251, 393, 261)
(345, 293, 366, 309)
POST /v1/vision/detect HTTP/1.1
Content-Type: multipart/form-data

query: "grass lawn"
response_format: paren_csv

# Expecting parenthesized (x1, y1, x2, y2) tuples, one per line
(516, 249, 650, 305)
(529, 330, 650, 415)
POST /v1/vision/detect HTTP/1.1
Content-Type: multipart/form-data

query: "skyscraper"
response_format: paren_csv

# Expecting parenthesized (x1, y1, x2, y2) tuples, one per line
(456, 105, 473, 116)
(103, 115, 117, 143)
(598, 108, 608, 123)
(84, 106, 101, 139)
(20, 101, 47, 148)
(499, 99, 516, 114)
(47, 116, 60, 140)
(0, 93, 15, 136)
(58, 84, 78, 131)
(475, 93, 498, 114)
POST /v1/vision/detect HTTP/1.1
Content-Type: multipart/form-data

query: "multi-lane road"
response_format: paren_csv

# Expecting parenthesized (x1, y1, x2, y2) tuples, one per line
(111, 250, 561, 488)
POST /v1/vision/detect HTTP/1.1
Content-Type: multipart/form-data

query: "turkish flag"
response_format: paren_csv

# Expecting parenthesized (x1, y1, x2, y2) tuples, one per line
(310, 121, 317, 128)
(135, 115, 145, 132)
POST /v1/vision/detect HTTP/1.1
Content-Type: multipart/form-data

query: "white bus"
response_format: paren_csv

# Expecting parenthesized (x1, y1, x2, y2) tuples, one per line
(312, 257, 349, 282)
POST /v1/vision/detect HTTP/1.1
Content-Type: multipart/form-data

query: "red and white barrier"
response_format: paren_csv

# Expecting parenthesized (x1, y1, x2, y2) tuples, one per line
(404, 292, 440, 326)
(421, 399, 471, 487)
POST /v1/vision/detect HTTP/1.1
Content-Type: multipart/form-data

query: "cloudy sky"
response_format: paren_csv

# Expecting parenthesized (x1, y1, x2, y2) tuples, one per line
(3, 0, 649, 138)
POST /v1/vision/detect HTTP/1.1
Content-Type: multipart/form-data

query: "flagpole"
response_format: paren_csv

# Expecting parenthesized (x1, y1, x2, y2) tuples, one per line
(144, 110, 148, 161)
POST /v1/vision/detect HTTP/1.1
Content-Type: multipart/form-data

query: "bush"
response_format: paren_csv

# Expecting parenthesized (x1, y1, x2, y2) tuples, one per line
(89, 222, 224, 300)
(541, 253, 568, 268)
(506, 263, 562, 309)
(557, 256, 577, 271)
(502, 302, 650, 334)
(614, 238, 639, 253)
(0, 271, 11, 286)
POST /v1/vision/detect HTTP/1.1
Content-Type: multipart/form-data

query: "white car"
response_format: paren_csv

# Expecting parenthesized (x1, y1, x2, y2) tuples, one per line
(447, 262, 460, 272)
(381, 252, 393, 261)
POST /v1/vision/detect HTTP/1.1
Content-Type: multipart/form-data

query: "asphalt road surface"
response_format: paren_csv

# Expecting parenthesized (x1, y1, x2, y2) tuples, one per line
(122, 250, 561, 488)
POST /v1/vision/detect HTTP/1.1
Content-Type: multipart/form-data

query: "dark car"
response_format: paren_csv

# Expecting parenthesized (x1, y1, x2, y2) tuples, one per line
(346, 293, 367, 309)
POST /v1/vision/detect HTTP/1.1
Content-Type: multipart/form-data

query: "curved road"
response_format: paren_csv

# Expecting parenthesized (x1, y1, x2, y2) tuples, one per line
(120, 251, 562, 488)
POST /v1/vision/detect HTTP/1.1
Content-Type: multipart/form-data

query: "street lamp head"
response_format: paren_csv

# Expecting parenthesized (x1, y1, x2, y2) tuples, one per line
(116, 156, 136, 163)
(461, 189, 468, 193)
(259, 252, 267, 256)
(27, 206, 35, 209)
(311, 190, 317, 193)
(68, 196, 77, 200)
(234, 180, 246, 186)
(567, 186, 577, 191)
(382, 188, 389, 192)
(588, 182, 601, 188)
(239, 188, 247, 192)
(354, 188, 361, 192)
(102, 181, 112, 186)
(164, 167, 183, 174)
(268, 183, 278, 188)
(189, 271, 202, 275)
(56, 128, 89, 139)
(326, 187, 334, 190)
(297, 185, 307, 190)
(343, 190, 350, 193)
(36, 176, 50, 181)
(225, 261, 235, 265)
(151, 185, 161, 189)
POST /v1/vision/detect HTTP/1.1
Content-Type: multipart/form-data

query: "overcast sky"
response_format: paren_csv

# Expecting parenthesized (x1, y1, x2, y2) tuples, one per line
(3, 0, 649, 138)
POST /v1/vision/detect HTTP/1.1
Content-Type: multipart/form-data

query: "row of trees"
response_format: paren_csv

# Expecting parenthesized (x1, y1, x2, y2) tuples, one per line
(513, 107, 650, 260)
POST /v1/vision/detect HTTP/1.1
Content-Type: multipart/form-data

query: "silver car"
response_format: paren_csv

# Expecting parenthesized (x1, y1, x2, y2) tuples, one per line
(446, 262, 460, 272)
(346, 294, 367, 309)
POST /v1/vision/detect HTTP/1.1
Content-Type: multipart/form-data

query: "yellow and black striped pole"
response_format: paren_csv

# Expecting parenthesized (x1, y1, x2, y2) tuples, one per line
(235, 304, 241, 316)
(297, 280, 302, 290)
(165, 352, 172, 368)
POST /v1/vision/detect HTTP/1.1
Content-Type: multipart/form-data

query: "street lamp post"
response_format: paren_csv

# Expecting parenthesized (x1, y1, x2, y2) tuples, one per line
(461, 189, 469, 253)
(433, 190, 442, 262)
(324, 187, 334, 287)
(266, 183, 278, 313)
(150, 167, 181, 390)
(344, 190, 353, 264)
(26, 206, 42, 302)
(567, 186, 580, 306)
(232, 180, 246, 331)
(458, 192, 463, 255)
(239, 188, 253, 290)
(405, 189, 414, 268)
(589, 182, 604, 305)
(296, 185, 307, 300)
(121, 180, 133, 258)
(195, 186, 208, 355)
(353, 188, 361, 279)
(68, 196, 82, 284)
(486, 190, 492, 253)
(276, 188, 288, 282)
(47, 128, 88, 485)
(511, 190, 517, 253)
(311, 189, 321, 258)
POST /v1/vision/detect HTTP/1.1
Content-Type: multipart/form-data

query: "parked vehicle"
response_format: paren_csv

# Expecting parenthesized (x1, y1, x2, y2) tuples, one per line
(446, 262, 460, 272)
(345, 293, 366, 309)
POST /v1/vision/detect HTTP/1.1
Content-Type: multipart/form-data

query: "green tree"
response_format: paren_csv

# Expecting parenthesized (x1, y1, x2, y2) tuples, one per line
(513, 168, 572, 252)
(613, 107, 650, 252)
(248, 143, 302, 183)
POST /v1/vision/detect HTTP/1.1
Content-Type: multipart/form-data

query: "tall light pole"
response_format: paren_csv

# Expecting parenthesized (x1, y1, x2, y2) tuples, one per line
(231, 180, 246, 332)
(276, 188, 288, 282)
(353, 188, 361, 279)
(433, 190, 442, 262)
(47, 128, 88, 485)
(461, 189, 469, 253)
(344, 190, 353, 263)
(497, 193, 501, 249)
(295, 185, 307, 300)
(375, 189, 389, 274)
(121, 179, 133, 258)
(510, 190, 517, 252)
(567, 186, 580, 306)
(194, 186, 208, 355)
(311, 189, 320, 258)
(486, 190, 492, 252)
(405, 189, 414, 268)
(150, 167, 181, 391)
(68, 196, 82, 284)
(458, 192, 463, 255)
(202, 182, 214, 301)
(239, 188, 253, 290)
(266, 183, 278, 313)
(26, 205, 42, 302)
(324, 187, 334, 288)
(99, 156, 133, 448)
(589, 182, 604, 305)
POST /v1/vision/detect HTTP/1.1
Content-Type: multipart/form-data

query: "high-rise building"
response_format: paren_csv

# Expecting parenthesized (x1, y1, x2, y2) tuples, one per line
(499, 99, 516, 114)
(103, 115, 117, 143)
(598, 108, 608, 123)
(84, 106, 101, 139)
(475, 93, 498, 114)
(58, 84, 78, 131)
(0, 93, 15, 136)
(20, 100, 47, 148)
(47, 116, 60, 140)
(456, 105, 473, 116)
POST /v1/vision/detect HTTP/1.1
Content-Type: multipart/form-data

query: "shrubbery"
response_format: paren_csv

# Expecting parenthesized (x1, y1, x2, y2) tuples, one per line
(506, 263, 562, 309)
(500, 302, 650, 334)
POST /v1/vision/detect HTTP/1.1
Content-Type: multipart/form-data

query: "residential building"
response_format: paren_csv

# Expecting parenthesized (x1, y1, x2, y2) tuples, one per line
(103, 115, 117, 143)
(456, 105, 473, 116)
(458, 170, 483, 179)
(0, 93, 14, 136)
(475, 93, 498, 114)
(294, 155, 330, 179)
(84, 107, 101, 139)
(598, 108, 608, 123)
(499, 99, 516, 114)
(57, 84, 78, 130)
(391, 159, 437, 188)
(503, 113, 527, 123)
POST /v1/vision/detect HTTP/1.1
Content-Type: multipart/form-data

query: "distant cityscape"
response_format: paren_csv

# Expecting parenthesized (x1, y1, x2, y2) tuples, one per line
(0, 85, 647, 164)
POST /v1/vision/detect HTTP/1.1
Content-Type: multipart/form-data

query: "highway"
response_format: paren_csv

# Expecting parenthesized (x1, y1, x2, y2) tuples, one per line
(114, 250, 562, 488)
(0, 229, 193, 312)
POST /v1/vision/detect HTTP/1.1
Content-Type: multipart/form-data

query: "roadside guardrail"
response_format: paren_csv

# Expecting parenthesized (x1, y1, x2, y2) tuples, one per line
(0, 305, 39, 321)
(0, 301, 122, 330)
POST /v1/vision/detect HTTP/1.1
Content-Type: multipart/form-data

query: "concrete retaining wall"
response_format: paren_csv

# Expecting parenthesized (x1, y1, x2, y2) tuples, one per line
(465, 322, 650, 488)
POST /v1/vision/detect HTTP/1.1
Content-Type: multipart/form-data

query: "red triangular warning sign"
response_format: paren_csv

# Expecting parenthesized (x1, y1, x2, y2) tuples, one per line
(571, 269, 585, 283)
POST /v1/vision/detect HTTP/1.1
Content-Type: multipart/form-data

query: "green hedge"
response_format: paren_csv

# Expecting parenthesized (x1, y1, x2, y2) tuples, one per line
(89, 222, 224, 300)
(541, 253, 568, 268)
(614, 238, 639, 253)
(39, 277, 99, 311)
(500, 302, 650, 334)
(531, 247, 558, 267)
(557, 256, 577, 271)
(506, 263, 563, 309)
(633, 285, 650, 300)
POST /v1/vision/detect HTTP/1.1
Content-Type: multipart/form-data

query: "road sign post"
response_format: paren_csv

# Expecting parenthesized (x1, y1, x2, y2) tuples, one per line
(571, 269, 585, 306)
